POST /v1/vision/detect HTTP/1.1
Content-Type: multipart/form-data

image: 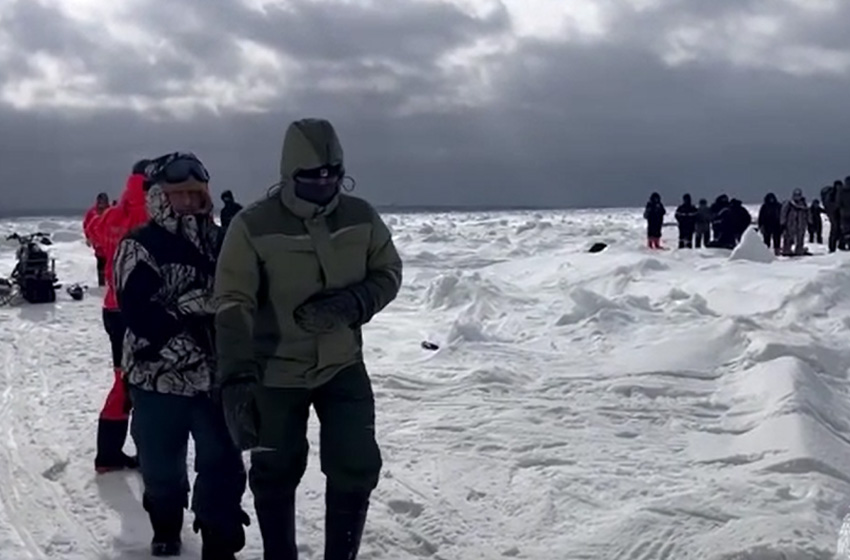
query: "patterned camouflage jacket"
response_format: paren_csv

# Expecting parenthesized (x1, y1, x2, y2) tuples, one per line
(113, 185, 221, 396)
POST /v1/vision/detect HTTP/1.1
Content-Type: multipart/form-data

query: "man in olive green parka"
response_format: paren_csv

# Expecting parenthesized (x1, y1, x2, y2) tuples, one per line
(214, 118, 402, 560)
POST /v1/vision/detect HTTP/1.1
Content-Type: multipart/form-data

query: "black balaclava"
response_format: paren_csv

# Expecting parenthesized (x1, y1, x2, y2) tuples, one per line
(293, 165, 342, 206)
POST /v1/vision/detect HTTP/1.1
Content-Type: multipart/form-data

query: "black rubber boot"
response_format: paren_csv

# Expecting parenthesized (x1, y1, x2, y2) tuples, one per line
(145, 497, 184, 557)
(324, 488, 369, 560)
(255, 493, 298, 560)
(94, 418, 137, 473)
(195, 510, 251, 560)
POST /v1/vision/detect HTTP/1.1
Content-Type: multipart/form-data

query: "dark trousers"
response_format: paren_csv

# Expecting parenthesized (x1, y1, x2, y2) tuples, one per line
(97, 310, 133, 468)
(130, 387, 247, 531)
(694, 229, 710, 248)
(762, 230, 782, 252)
(249, 363, 381, 555)
(96, 255, 106, 286)
(809, 226, 823, 244)
(678, 226, 695, 249)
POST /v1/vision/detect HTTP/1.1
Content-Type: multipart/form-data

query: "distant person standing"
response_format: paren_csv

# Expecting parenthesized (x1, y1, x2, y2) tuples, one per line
(674, 194, 698, 249)
(644, 192, 666, 249)
(219, 190, 243, 233)
(710, 194, 730, 241)
(821, 181, 842, 252)
(808, 199, 825, 244)
(757, 193, 782, 255)
(83, 192, 111, 286)
(88, 161, 150, 473)
(781, 189, 809, 256)
(694, 198, 712, 248)
(838, 177, 850, 250)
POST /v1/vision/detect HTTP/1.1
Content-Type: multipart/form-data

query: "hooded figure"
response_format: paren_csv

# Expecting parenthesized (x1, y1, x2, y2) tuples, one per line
(643, 192, 666, 249)
(219, 190, 243, 233)
(695, 198, 711, 248)
(674, 194, 698, 249)
(821, 181, 842, 252)
(758, 193, 782, 255)
(710, 195, 730, 240)
(83, 192, 111, 286)
(838, 177, 850, 250)
(87, 161, 151, 475)
(809, 199, 825, 244)
(711, 199, 751, 249)
(113, 153, 248, 558)
(214, 118, 403, 559)
(781, 188, 809, 256)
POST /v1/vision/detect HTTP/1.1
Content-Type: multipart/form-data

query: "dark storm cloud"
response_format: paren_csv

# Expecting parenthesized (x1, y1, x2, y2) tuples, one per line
(0, 0, 848, 214)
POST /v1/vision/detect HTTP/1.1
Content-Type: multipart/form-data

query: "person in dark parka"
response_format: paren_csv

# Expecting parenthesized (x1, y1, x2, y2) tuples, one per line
(838, 177, 850, 250)
(219, 190, 243, 233)
(710, 194, 730, 241)
(215, 119, 403, 560)
(644, 192, 666, 249)
(821, 181, 842, 252)
(757, 193, 782, 255)
(709, 199, 751, 249)
(675, 194, 698, 249)
(694, 198, 712, 248)
(809, 199, 825, 244)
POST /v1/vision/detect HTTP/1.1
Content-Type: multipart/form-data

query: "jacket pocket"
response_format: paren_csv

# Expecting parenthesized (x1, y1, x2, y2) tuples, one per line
(316, 328, 359, 370)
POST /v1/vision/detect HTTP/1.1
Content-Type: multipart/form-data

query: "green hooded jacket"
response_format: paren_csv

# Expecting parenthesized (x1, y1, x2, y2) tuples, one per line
(213, 118, 402, 388)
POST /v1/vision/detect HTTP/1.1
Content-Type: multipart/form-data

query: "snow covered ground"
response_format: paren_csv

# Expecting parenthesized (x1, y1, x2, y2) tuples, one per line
(2, 208, 850, 559)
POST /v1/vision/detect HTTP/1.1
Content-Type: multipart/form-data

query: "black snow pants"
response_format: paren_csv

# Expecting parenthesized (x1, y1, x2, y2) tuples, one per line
(762, 228, 782, 253)
(96, 255, 106, 287)
(249, 361, 381, 559)
(129, 387, 247, 534)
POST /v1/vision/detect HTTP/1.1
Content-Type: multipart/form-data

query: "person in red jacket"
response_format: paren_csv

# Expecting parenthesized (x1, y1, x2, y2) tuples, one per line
(83, 193, 110, 286)
(89, 159, 151, 472)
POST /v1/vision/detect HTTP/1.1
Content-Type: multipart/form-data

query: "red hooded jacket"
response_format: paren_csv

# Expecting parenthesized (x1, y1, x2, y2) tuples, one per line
(83, 205, 106, 256)
(90, 174, 149, 310)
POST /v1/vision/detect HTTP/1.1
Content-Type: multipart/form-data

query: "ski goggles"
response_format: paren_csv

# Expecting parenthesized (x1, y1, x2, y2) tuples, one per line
(293, 164, 343, 186)
(155, 156, 210, 185)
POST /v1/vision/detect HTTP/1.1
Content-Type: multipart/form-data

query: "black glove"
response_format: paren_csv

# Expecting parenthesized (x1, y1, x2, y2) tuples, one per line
(293, 289, 364, 334)
(220, 377, 260, 451)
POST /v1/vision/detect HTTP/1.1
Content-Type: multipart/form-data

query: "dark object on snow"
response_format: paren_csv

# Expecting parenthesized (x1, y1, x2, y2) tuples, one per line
(5, 232, 59, 304)
(588, 242, 607, 253)
(66, 283, 85, 301)
(421, 340, 440, 351)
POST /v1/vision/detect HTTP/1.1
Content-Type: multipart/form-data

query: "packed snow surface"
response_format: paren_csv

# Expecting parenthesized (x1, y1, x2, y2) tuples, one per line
(2, 210, 850, 560)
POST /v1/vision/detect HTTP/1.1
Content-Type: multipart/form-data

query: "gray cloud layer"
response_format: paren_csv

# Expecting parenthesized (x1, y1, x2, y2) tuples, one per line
(0, 0, 848, 213)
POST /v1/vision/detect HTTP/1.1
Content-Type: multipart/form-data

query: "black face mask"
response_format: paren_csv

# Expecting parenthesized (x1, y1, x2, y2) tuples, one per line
(294, 180, 340, 206)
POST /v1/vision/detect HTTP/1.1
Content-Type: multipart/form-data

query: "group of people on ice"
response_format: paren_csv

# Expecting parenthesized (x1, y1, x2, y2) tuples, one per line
(80, 118, 403, 560)
(643, 178, 850, 256)
(643, 192, 752, 250)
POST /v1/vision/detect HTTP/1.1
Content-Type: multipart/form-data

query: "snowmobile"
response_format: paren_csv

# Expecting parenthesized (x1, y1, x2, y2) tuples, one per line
(0, 232, 60, 304)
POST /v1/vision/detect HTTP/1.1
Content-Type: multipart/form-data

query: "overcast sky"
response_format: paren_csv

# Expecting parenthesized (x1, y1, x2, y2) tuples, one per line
(0, 0, 848, 212)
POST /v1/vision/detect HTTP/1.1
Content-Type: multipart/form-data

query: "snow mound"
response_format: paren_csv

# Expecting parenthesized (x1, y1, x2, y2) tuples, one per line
(730, 227, 775, 263)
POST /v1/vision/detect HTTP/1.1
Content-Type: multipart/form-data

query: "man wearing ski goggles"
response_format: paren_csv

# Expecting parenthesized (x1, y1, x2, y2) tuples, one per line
(146, 154, 213, 215)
